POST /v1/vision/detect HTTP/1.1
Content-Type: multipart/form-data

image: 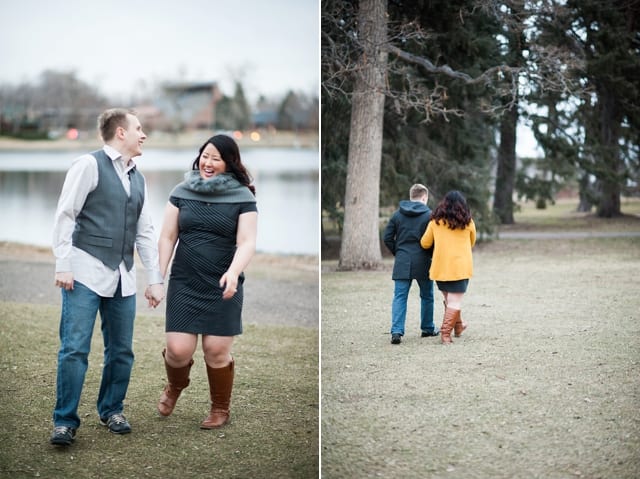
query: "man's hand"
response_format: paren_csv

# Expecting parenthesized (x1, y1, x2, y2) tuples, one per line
(55, 272, 74, 290)
(145, 283, 165, 308)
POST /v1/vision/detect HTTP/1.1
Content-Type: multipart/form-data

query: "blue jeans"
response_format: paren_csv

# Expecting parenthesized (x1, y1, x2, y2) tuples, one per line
(53, 281, 136, 428)
(391, 278, 435, 336)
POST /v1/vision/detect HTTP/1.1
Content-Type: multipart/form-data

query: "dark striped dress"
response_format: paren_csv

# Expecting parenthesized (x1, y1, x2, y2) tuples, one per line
(165, 197, 258, 336)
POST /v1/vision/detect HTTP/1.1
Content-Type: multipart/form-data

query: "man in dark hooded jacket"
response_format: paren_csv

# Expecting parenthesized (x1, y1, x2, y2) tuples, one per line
(383, 184, 438, 344)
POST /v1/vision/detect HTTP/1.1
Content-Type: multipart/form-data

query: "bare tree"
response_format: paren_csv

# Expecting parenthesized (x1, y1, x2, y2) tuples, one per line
(323, 0, 522, 270)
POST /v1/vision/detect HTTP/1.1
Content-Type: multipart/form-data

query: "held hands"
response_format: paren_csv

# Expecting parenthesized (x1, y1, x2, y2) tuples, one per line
(145, 283, 165, 308)
(55, 272, 74, 291)
(219, 271, 238, 300)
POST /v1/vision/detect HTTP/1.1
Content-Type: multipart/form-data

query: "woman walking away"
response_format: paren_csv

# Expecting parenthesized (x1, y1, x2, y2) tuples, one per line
(420, 190, 476, 344)
(153, 134, 257, 428)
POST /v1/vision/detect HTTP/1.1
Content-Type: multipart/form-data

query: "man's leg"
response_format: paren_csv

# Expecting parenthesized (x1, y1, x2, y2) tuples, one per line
(53, 282, 100, 429)
(391, 279, 411, 337)
(418, 278, 438, 335)
(97, 280, 136, 423)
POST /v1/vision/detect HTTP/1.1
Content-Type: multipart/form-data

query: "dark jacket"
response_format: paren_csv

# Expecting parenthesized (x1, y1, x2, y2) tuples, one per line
(383, 200, 432, 280)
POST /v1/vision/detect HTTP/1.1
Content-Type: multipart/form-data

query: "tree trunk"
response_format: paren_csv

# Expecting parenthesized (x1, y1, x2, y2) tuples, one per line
(595, 86, 622, 218)
(576, 173, 594, 213)
(338, 0, 388, 270)
(493, 103, 518, 224)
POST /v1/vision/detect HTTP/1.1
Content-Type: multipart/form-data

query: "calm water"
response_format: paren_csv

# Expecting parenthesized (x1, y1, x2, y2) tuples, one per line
(0, 147, 318, 255)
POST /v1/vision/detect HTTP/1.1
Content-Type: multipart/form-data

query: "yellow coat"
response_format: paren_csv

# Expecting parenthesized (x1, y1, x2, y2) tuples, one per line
(420, 219, 476, 281)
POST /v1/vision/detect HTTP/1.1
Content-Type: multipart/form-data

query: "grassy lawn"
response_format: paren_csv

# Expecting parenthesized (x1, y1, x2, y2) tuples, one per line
(501, 197, 640, 232)
(322, 230, 640, 477)
(0, 304, 318, 479)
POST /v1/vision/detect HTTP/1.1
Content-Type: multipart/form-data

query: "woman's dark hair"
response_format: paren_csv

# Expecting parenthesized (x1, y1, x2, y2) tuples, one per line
(192, 134, 256, 195)
(430, 190, 472, 230)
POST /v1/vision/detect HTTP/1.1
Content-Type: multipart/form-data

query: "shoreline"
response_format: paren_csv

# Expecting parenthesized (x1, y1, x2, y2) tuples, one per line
(0, 130, 318, 152)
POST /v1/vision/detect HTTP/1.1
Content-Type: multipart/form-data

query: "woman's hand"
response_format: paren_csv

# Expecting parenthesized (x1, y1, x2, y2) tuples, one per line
(219, 272, 238, 300)
(145, 283, 165, 308)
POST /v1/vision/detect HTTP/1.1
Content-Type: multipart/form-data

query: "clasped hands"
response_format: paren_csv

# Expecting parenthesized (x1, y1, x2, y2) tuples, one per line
(145, 283, 165, 308)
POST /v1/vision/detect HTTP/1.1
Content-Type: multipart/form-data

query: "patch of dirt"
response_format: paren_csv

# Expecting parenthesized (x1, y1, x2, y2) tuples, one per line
(0, 241, 318, 329)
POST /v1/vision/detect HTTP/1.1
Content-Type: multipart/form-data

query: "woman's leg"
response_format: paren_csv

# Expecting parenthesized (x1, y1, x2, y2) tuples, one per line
(165, 332, 198, 367)
(202, 335, 234, 368)
(446, 292, 463, 310)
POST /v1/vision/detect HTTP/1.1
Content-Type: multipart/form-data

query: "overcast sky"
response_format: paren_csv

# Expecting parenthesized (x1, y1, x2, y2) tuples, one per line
(0, 0, 319, 103)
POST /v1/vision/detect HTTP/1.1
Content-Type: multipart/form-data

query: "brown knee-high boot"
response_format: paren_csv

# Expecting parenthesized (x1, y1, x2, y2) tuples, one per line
(201, 358, 234, 429)
(454, 311, 467, 338)
(444, 298, 466, 337)
(441, 307, 460, 344)
(157, 349, 194, 417)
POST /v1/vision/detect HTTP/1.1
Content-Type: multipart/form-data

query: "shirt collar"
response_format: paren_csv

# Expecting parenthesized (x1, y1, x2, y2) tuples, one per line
(103, 144, 137, 170)
(103, 144, 121, 161)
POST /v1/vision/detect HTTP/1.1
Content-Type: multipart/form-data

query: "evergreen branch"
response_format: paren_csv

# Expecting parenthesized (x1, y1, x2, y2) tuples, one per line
(386, 44, 520, 86)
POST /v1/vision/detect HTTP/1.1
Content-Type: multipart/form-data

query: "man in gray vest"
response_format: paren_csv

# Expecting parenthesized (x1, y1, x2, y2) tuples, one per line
(50, 108, 165, 446)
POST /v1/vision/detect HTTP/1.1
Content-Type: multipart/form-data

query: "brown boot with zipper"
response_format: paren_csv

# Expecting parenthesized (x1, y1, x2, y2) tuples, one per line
(157, 349, 194, 417)
(441, 307, 460, 344)
(201, 358, 234, 429)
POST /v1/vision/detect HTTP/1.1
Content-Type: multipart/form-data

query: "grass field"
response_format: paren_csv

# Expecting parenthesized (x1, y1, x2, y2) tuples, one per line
(501, 197, 640, 232)
(0, 304, 318, 479)
(321, 202, 640, 478)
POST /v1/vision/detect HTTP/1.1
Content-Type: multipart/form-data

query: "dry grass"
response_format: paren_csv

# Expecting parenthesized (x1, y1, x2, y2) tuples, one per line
(321, 237, 640, 478)
(0, 304, 318, 478)
(501, 197, 640, 232)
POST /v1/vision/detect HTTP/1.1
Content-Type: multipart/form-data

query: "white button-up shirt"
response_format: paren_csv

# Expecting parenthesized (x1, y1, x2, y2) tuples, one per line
(52, 145, 163, 297)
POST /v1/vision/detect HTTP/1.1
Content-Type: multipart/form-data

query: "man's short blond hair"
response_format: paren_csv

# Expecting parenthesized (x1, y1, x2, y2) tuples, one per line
(409, 184, 429, 200)
(97, 108, 135, 142)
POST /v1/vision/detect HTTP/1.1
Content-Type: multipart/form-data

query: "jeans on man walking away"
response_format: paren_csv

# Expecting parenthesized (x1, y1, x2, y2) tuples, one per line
(390, 278, 435, 336)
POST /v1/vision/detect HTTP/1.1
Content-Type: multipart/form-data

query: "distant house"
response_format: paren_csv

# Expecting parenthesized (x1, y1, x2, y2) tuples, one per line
(156, 81, 222, 131)
(252, 109, 279, 129)
(132, 104, 171, 133)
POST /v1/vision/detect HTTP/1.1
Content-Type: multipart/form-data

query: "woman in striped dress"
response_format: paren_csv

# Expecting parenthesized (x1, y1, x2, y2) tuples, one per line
(154, 134, 257, 428)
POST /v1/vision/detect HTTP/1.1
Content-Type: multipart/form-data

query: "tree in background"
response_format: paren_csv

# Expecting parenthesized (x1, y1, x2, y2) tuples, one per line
(215, 81, 252, 131)
(523, 0, 639, 217)
(382, 0, 506, 236)
(0, 70, 107, 137)
(322, 0, 521, 269)
(321, 90, 350, 251)
(491, 2, 525, 225)
(569, 0, 640, 217)
(278, 90, 318, 131)
(1, 72, 319, 136)
(233, 82, 252, 131)
(337, 0, 388, 270)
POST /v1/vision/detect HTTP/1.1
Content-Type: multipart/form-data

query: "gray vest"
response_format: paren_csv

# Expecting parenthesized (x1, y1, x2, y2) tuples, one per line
(72, 149, 145, 271)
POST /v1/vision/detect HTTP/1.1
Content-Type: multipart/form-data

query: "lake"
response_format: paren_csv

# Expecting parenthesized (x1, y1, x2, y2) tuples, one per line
(0, 147, 318, 255)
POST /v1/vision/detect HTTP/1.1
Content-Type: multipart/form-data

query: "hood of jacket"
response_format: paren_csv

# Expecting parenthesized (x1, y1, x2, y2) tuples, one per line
(398, 200, 430, 217)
